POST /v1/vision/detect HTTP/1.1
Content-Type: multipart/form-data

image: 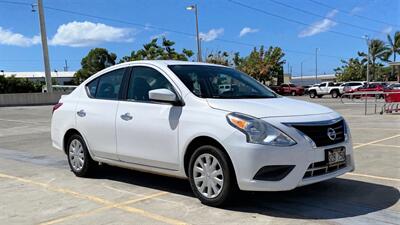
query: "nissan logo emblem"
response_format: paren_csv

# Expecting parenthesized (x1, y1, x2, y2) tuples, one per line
(327, 128, 337, 141)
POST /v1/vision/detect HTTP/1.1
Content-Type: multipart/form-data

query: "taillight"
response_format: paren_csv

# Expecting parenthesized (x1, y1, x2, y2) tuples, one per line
(52, 103, 63, 114)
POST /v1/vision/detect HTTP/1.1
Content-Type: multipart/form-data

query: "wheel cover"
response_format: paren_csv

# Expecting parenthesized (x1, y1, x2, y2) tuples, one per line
(69, 139, 85, 171)
(193, 153, 224, 199)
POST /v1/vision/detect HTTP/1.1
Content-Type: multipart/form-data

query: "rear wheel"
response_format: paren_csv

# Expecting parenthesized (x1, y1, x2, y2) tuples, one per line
(67, 134, 95, 177)
(309, 91, 316, 98)
(291, 91, 296, 96)
(188, 145, 237, 207)
(331, 90, 339, 98)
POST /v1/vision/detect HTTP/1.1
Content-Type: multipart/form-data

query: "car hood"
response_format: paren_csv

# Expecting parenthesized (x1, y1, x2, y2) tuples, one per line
(206, 97, 333, 118)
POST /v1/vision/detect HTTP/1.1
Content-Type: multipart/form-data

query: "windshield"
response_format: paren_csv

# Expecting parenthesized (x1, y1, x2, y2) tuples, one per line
(168, 65, 277, 99)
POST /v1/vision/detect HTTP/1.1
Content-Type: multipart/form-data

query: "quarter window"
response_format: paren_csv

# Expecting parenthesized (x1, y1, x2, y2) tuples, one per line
(127, 66, 175, 101)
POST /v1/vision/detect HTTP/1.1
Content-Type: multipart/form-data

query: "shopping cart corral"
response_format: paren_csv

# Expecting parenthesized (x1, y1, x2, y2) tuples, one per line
(340, 91, 400, 115)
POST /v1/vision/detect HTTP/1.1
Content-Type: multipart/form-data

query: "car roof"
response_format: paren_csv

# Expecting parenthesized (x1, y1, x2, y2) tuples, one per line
(117, 60, 228, 68)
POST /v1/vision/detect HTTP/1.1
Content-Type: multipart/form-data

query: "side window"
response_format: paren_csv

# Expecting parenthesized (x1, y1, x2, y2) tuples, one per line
(93, 68, 125, 100)
(127, 66, 175, 101)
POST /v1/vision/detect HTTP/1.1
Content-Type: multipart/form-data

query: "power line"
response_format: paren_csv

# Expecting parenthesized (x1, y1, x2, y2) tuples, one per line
(307, 0, 400, 28)
(228, 0, 364, 40)
(0, 0, 347, 60)
(267, 0, 383, 34)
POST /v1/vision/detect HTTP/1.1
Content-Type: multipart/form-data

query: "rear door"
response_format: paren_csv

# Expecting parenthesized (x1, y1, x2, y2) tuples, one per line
(76, 68, 126, 160)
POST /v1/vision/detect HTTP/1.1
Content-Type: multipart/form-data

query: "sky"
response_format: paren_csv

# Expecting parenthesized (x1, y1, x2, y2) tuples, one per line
(0, 0, 399, 77)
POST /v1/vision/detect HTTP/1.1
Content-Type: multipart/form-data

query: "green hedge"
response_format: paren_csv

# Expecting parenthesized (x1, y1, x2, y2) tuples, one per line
(0, 76, 43, 94)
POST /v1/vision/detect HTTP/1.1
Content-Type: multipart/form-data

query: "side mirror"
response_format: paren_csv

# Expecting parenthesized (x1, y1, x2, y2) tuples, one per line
(149, 88, 179, 104)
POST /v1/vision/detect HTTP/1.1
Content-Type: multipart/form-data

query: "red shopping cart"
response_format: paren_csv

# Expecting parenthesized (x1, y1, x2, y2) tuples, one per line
(381, 89, 400, 114)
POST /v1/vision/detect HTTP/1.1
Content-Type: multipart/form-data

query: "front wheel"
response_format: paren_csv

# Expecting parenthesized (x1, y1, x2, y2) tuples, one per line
(309, 91, 316, 98)
(67, 134, 96, 177)
(188, 145, 237, 207)
(291, 91, 296, 96)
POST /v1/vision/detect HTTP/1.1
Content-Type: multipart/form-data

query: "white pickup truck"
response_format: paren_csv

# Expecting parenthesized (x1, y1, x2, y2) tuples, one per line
(308, 82, 344, 98)
(308, 81, 366, 98)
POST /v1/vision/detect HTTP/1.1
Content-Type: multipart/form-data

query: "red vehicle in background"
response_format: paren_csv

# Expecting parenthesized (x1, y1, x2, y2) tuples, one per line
(384, 83, 400, 102)
(270, 83, 304, 96)
(352, 83, 385, 98)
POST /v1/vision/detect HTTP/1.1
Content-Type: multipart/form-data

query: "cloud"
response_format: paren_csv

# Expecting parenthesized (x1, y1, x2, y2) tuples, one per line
(150, 32, 168, 40)
(298, 10, 338, 38)
(199, 28, 224, 42)
(239, 27, 259, 37)
(382, 26, 393, 34)
(350, 6, 362, 15)
(0, 27, 40, 47)
(49, 21, 133, 47)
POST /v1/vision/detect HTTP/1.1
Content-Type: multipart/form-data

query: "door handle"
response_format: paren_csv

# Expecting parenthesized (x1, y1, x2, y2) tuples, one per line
(77, 109, 86, 117)
(120, 112, 133, 121)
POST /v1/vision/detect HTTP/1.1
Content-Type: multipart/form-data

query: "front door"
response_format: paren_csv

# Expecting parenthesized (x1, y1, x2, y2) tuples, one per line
(116, 66, 181, 170)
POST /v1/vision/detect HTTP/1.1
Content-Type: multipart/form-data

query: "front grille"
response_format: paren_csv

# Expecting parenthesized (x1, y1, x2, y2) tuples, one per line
(292, 120, 345, 147)
(303, 157, 349, 179)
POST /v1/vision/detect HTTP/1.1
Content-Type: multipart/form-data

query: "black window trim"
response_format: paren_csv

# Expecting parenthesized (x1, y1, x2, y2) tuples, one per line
(84, 67, 129, 101)
(120, 65, 185, 106)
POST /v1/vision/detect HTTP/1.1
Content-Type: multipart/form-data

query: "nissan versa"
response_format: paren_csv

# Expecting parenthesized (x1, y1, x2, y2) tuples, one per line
(51, 60, 355, 206)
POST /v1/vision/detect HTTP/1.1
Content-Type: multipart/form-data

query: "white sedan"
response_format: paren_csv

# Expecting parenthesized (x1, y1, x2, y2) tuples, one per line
(51, 60, 355, 206)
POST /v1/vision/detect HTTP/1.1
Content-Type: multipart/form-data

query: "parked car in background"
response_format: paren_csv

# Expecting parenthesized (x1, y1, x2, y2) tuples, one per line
(308, 82, 343, 98)
(385, 83, 400, 90)
(270, 83, 304, 96)
(352, 83, 385, 98)
(342, 81, 366, 94)
(51, 60, 354, 206)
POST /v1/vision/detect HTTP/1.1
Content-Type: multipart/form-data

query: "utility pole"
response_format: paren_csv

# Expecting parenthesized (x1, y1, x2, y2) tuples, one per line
(186, 5, 202, 62)
(315, 48, 319, 84)
(300, 61, 303, 86)
(37, 0, 52, 93)
(64, 59, 69, 72)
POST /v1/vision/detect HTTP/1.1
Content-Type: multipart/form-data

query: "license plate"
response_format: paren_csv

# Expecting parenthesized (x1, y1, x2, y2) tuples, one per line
(325, 147, 346, 165)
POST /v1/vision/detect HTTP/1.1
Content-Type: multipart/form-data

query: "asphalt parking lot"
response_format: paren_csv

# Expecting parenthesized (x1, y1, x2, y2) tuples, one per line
(0, 96, 399, 225)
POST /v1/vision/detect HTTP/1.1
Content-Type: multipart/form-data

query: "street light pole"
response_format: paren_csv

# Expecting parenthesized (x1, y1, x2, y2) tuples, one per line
(365, 36, 370, 83)
(315, 48, 319, 84)
(37, 0, 52, 93)
(187, 4, 202, 62)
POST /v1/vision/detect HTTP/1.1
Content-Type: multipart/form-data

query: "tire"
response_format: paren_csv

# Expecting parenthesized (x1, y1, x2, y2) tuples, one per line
(67, 134, 96, 177)
(331, 90, 339, 98)
(291, 91, 296, 96)
(188, 145, 237, 207)
(309, 91, 316, 98)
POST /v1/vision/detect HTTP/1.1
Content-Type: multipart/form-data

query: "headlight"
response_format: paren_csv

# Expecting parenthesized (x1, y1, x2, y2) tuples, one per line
(226, 112, 296, 146)
(343, 119, 351, 141)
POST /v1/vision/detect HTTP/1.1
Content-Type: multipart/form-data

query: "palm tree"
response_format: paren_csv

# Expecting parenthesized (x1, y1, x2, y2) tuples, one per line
(387, 31, 400, 79)
(358, 39, 390, 81)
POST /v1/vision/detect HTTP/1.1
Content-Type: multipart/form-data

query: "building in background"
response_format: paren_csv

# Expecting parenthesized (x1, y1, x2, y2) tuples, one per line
(1, 71, 75, 85)
(290, 74, 336, 86)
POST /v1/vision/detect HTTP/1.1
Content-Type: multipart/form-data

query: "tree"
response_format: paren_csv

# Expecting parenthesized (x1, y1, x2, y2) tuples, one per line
(74, 48, 117, 83)
(358, 39, 390, 81)
(387, 31, 400, 80)
(120, 37, 194, 62)
(335, 58, 366, 82)
(234, 46, 285, 84)
(206, 51, 230, 66)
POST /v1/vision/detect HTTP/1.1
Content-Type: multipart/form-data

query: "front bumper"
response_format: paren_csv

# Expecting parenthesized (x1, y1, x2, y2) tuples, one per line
(224, 114, 355, 191)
